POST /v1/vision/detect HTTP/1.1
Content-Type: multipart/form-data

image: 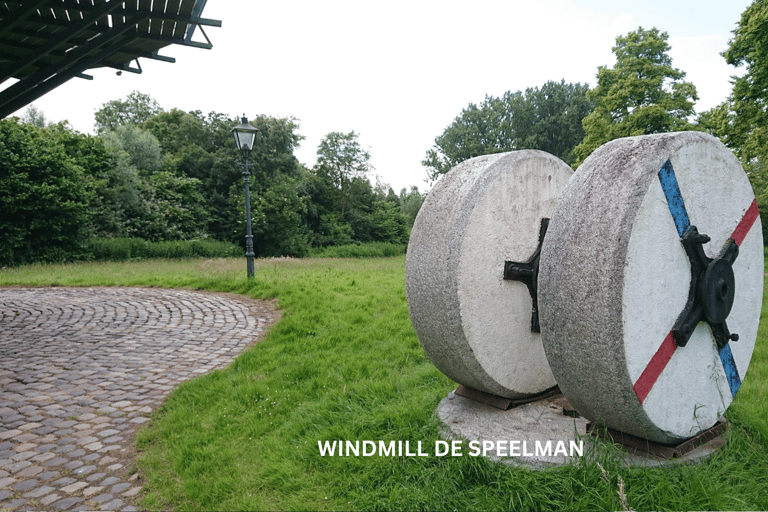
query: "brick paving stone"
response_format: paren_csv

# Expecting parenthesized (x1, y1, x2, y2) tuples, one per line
(5, 460, 32, 473)
(61, 481, 88, 493)
(31, 451, 56, 462)
(111, 482, 131, 493)
(90, 492, 115, 503)
(54, 444, 75, 454)
(41, 456, 68, 467)
(40, 493, 62, 506)
(122, 486, 142, 497)
(51, 496, 82, 509)
(74, 464, 96, 475)
(52, 477, 77, 486)
(77, 436, 98, 445)
(16, 464, 42, 478)
(100, 498, 124, 510)
(86, 472, 107, 482)
(3, 498, 27, 508)
(13, 443, 37, 453)
(0, 429, 21, 440)
(11, 451, 37, 461)
(63, 460, 83, 470)
(0, 489, 11, 500)
(83, 485, 104, 497)
(23, 484, 55, 498)
(37, 470, 59, 481)
(0, 287, 276, 511)
(12, 478, 39, 491)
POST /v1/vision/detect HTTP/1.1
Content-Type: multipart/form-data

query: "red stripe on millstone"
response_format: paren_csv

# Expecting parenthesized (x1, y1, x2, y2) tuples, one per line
(731, 199, 759, 247)
(633, 331, 677, 404)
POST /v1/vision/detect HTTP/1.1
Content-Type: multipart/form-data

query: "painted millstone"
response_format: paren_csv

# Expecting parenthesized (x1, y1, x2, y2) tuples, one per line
(539, 131, 763, 444)
(406, 150, 573, 398)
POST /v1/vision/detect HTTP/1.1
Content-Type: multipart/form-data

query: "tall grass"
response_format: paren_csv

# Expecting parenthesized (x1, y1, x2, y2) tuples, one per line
(84, 237, 242, 261)
(306, 242, 406, 258)
(1, 257, 767, 511)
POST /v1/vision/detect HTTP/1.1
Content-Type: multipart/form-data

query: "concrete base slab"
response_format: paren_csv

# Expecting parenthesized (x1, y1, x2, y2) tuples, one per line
(436, 390, 726, 469)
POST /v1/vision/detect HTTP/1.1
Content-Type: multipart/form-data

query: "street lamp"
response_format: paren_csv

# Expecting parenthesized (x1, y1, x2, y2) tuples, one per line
(231, 115, 259, 278)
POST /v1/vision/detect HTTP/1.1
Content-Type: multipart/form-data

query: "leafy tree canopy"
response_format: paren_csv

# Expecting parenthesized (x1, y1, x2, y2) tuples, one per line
(101, 124, 163, 175)
(0, 119, 94, 265)
(710, 0, 768, 171)
(314, 131, 372, 217)
(574, 27, 698, 165)
(700, 0, 768, 242)
(94, 90, 163, 133)
(423, 80, 592, 181)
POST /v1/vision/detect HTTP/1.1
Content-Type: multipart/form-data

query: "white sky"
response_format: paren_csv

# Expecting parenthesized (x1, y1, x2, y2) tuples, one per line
(7, 0, 753, 194)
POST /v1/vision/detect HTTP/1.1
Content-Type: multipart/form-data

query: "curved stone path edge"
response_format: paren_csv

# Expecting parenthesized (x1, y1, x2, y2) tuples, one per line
(0, 286, 281, 512)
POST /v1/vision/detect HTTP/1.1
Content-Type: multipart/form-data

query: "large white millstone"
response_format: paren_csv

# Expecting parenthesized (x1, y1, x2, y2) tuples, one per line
(406, 151, 573, 398)
(539, 132, 763, 444)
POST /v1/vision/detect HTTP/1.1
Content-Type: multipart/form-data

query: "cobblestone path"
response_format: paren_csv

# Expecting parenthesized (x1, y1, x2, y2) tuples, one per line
(0, 287, 279, 511)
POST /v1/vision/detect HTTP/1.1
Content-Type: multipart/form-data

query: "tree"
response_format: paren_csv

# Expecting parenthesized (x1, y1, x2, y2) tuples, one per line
(94, 90, 163, 133)
(574, 27, 698, 165)
(716, 0, 768, 171)
(101, 124, 163, 174)
(399, 186, 425, 227)
(700, 0, 768, 242)
(20, 105, 50, 128)
(314, 131, 372, 217)
(0, 119, 94, 265)
(228, 174, 309, 257)
(423, 80, 592, 181)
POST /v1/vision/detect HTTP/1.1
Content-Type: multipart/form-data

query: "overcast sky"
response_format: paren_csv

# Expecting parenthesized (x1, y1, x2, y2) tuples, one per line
(7, 0, 754, 193)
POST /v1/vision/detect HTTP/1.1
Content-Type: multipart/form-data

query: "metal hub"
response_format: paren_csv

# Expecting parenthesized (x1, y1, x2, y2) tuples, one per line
(672, 225, 739, 350)
(504, 218, 549, 333)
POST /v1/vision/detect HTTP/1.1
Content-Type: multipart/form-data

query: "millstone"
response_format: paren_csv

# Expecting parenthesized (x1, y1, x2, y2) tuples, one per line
(406, 150, 573, 398)
(539, 132, 763, 444)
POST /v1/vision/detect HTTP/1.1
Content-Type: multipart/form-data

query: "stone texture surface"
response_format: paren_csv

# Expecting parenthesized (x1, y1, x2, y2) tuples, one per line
(0, 287, 280, 512)
(406, 151, 573, 398)
(437, 390, 724, 468)
(539, 132, 763, 444)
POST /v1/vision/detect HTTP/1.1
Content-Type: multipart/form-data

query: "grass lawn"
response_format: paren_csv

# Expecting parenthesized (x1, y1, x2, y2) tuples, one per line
(2, 256, 767, 511)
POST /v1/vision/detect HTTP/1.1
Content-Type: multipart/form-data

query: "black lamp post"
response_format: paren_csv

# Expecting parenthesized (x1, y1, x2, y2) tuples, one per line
(231, 115, 259, 279)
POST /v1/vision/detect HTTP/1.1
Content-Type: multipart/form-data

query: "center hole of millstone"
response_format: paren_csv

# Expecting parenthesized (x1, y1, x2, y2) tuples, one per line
(702, 258, 736, 324)
(718, 278, 729, 301)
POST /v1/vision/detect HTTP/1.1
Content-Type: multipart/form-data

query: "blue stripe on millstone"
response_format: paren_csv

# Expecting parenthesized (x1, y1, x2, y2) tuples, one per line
(658, 159, 691, 238)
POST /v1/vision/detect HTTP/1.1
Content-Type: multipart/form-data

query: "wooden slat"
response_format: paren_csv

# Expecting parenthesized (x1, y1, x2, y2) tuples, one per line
(137, 0, 151, 32)
(166, 0, 183, 38)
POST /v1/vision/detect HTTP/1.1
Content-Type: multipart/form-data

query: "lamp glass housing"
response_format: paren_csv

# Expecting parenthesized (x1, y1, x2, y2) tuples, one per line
(232, 116, 258, 151)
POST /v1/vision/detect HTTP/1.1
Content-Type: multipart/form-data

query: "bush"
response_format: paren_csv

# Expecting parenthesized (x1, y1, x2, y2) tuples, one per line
(306, 242, 406, 258)
(84, 237, 241, 261)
